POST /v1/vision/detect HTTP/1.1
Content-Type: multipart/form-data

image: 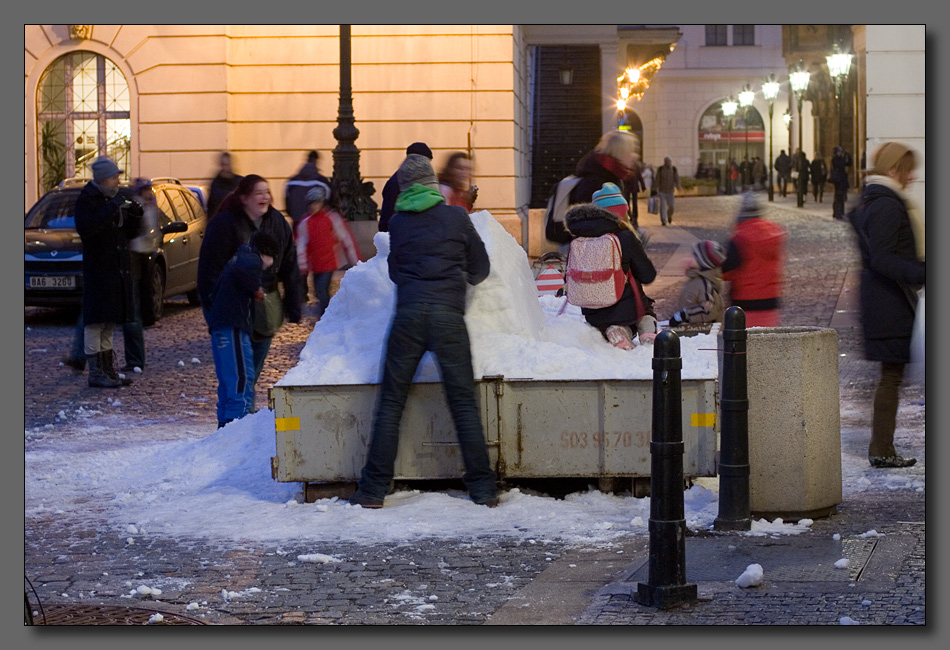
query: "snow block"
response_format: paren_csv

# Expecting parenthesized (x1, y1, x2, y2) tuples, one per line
(731, 326, 842, 519)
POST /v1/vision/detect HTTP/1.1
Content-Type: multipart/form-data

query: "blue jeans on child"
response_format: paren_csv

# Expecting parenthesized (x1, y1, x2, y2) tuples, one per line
(355, 303, 497, 503)
(211, 326, 255, 425)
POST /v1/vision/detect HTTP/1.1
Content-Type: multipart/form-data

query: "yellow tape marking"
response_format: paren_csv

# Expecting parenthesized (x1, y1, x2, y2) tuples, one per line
(691, 413, 716, 427)
(275, 417, 301, 432)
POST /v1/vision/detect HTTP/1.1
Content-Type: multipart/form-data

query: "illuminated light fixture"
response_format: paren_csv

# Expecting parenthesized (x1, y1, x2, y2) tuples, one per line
(783, 111, 791, 128)
(721, 97, 738, 118)
(620, 86, 630, 99)
(826, 43, 853, 84)
(788, 59, 811, 207)
(617, 98, 627, 111)
(616, 56, 666, 109)
(559, 67, 573, 86)
(761, 73, 780, 201)
(738, 84, 755, 109)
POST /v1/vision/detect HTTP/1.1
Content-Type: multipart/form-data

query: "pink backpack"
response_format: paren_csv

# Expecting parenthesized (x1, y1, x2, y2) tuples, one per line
(564, 234, 627, 309)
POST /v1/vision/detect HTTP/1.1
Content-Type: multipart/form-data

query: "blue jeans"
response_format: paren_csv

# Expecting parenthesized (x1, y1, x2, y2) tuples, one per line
(356, 303, 496, 502)
(249, 335, 272, 411)
(313, 271, 334, 317)
(211, 326, 255, 423)
(658, 191, 675, 225)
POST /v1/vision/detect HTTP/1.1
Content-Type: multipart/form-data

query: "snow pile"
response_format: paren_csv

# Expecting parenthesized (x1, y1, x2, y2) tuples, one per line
(279, 211, 718, 386)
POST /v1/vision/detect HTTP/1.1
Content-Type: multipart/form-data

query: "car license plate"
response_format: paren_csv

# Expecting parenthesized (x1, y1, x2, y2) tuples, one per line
(29, 275, 76, 289)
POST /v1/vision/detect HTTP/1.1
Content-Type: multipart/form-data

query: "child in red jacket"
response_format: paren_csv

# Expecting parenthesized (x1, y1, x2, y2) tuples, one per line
(721, 192, 787, 327)
(295, 184, 363, 317)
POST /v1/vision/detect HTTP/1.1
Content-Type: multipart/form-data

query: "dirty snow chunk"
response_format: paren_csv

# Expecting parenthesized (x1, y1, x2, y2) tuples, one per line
(136, 585, 152, 595)
(630, 516, 644, 526)
(191, 358, 201, 364)
(126, 538, 134, 545)
(297, 553, 342, 564)
(834, 558, 850, 569)
(316, 505, 329, 513)
(126, 525, 138, 534)
(862, 600, 872, 606)
(186, 602, 200, 611)
(833, 533, 841, 541)
(859, 529, 883, 538)
(133, 366, 142, 373)
(112, 400, 121, 407)
(147, 613, 164, 624)
(839, 616, 860, 625)
(178, 360, 185, 367)
(57, 410, 66, 420)
(735, 563, 764, 588)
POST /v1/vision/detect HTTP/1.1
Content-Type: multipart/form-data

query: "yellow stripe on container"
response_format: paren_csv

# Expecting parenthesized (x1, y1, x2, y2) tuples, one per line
(691, 413, 716, 427)
(275, 417, 301, 432)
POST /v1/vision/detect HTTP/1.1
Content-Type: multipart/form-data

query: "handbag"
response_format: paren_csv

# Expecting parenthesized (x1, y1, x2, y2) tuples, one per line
(253, 289, 284, 339)
(647, 196, 658, 214)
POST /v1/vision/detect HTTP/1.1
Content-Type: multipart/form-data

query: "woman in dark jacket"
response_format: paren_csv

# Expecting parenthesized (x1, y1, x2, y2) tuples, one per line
(197, 174, 302, 412)
(569, 130, 639, 208)
(565, 197, 656, 350)
(850, 142, 924, 468)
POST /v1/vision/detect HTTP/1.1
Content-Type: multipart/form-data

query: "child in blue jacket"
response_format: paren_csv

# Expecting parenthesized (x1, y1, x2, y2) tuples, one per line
(206, 230, 280, 428)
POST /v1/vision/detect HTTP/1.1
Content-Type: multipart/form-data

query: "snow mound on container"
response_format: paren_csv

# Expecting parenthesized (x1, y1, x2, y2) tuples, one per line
(277, 210, 718, 386)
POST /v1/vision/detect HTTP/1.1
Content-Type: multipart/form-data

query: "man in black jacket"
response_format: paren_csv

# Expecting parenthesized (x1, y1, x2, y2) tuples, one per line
(349, 154, 498, 509)
(377, 142, 432, 232)
(284, 150, 331, 230)
(74, 157, 142, 388)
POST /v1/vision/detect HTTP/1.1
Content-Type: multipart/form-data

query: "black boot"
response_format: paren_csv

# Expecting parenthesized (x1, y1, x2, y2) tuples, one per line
(63, 355, 86, 372)
(87, 353, 121, 388)
(99, 350, 133, 386)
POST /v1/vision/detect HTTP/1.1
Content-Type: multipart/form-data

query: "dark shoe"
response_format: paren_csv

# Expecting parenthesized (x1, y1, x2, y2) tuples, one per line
(63, 356, 86, 372)
(100, 351, 133, 386)
(869, 455, 917, 468)
(87, 353, 121, 388)
(348, 491, 384, 509)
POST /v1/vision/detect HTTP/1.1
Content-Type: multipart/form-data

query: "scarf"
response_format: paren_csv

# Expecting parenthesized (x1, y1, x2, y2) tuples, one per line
(866, 174, 924, 261)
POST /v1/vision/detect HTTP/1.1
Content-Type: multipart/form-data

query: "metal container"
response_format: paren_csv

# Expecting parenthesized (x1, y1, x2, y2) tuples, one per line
(270, 376, 718, 486)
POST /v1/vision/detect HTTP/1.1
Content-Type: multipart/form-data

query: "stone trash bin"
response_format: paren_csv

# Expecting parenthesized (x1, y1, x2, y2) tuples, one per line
(722, 326, 842, 519)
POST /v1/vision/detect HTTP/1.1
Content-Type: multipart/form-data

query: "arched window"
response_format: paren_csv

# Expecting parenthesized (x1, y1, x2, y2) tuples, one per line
(36, 51, 130, 194)
(698, 100, 765, 186)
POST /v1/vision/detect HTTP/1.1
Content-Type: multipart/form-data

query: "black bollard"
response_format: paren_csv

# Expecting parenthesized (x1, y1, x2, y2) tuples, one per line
(634, 330, 698, 609)
(714, 306, 751, 531)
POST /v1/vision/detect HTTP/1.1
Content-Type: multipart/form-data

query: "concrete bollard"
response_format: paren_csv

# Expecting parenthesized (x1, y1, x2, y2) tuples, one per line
(634, 330, 698, 609)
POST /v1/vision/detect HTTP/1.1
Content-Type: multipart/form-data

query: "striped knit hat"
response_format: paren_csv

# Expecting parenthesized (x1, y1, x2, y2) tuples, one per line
(592, 182, 627, 209)
(692, 240, 726, 270)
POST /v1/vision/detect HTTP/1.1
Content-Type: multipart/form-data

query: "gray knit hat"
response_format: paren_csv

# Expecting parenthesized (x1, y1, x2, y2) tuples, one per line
(92, 156, 121, 183)
(305, 181, 331, 204)
(736, 191, 763, 222)
(397, 154, 439, 191)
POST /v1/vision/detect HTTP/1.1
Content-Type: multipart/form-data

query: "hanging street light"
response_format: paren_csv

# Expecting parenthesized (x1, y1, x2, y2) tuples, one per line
(761, 74, 780, 201)
(738, 84, 755, 190)
(826, 42, 853, 149)
(721, 96, 738, 195)
(789, 59, 811, 208)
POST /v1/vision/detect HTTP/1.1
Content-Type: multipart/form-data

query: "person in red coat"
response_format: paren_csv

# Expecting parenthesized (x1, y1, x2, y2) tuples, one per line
(295, 184, 363, 317)
(721, 192, 787, 327)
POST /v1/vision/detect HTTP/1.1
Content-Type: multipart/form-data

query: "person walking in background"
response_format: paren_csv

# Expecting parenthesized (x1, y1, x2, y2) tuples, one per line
(296, 183, 363, 318)
(207, 152, 242, 219)
(794, 149, 810, 204)
(564, 183, 658, 350)
(849, 142, 923, 469)
(206, 231, 280, 429)
(721, 192, 787, 327)
(438, 152, 478, 212)
(349, 153, 497, 509)
(739, 157, 752, 192)
(667, 240, 726, 327)
(830, 146, 852, 220)
(285, 150, 331, 231)
(775, 149, 791, 197)
(378, 142, 433, 233)
(623, 160, 646, 230)
(753, 156, 766, 191)
(810, 152, 827, 203)
(73, 157, 142, 388)
(197, 174, 302, 412)
(655, 156, 681, 226)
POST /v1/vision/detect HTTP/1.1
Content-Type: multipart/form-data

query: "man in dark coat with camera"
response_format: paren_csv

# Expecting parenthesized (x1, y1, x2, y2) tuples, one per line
(74, 157, 142, 388)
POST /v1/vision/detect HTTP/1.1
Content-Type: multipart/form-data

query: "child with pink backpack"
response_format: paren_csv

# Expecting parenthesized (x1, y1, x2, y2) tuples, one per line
(563, 183, 657, 350)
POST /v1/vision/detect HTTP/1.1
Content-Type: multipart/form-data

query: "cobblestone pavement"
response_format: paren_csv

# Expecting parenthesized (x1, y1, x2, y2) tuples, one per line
(24, 192, 925, 626)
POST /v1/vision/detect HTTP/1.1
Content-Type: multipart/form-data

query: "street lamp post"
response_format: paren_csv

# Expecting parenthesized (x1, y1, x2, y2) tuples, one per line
(721, 97, 738, 195)
(826, 43, 853, 148)
(761, 74, 780, 201)
(789, 59, 811, 208)
(331, 25, 377, 221)
(738, 85, 754, 191)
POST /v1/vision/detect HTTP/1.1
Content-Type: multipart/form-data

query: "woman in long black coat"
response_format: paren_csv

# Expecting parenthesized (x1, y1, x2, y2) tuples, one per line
(849, 142, 924, 468)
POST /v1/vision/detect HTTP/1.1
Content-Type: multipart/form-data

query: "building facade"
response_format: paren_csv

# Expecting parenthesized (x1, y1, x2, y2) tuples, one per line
(25, 25, 924, 249)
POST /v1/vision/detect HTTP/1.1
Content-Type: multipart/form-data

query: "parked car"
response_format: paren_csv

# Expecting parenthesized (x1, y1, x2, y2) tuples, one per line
(24, 177, 208, 323)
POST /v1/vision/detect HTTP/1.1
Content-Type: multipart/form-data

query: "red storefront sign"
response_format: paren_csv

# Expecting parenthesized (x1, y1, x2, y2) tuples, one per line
(700, 131, 765, 143)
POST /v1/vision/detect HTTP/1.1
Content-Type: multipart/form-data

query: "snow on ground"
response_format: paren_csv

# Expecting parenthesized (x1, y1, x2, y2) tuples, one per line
(24, 211, 924, 549)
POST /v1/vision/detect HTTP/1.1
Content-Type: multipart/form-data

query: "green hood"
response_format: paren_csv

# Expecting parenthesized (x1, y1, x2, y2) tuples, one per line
(395, 184, 445, 213)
